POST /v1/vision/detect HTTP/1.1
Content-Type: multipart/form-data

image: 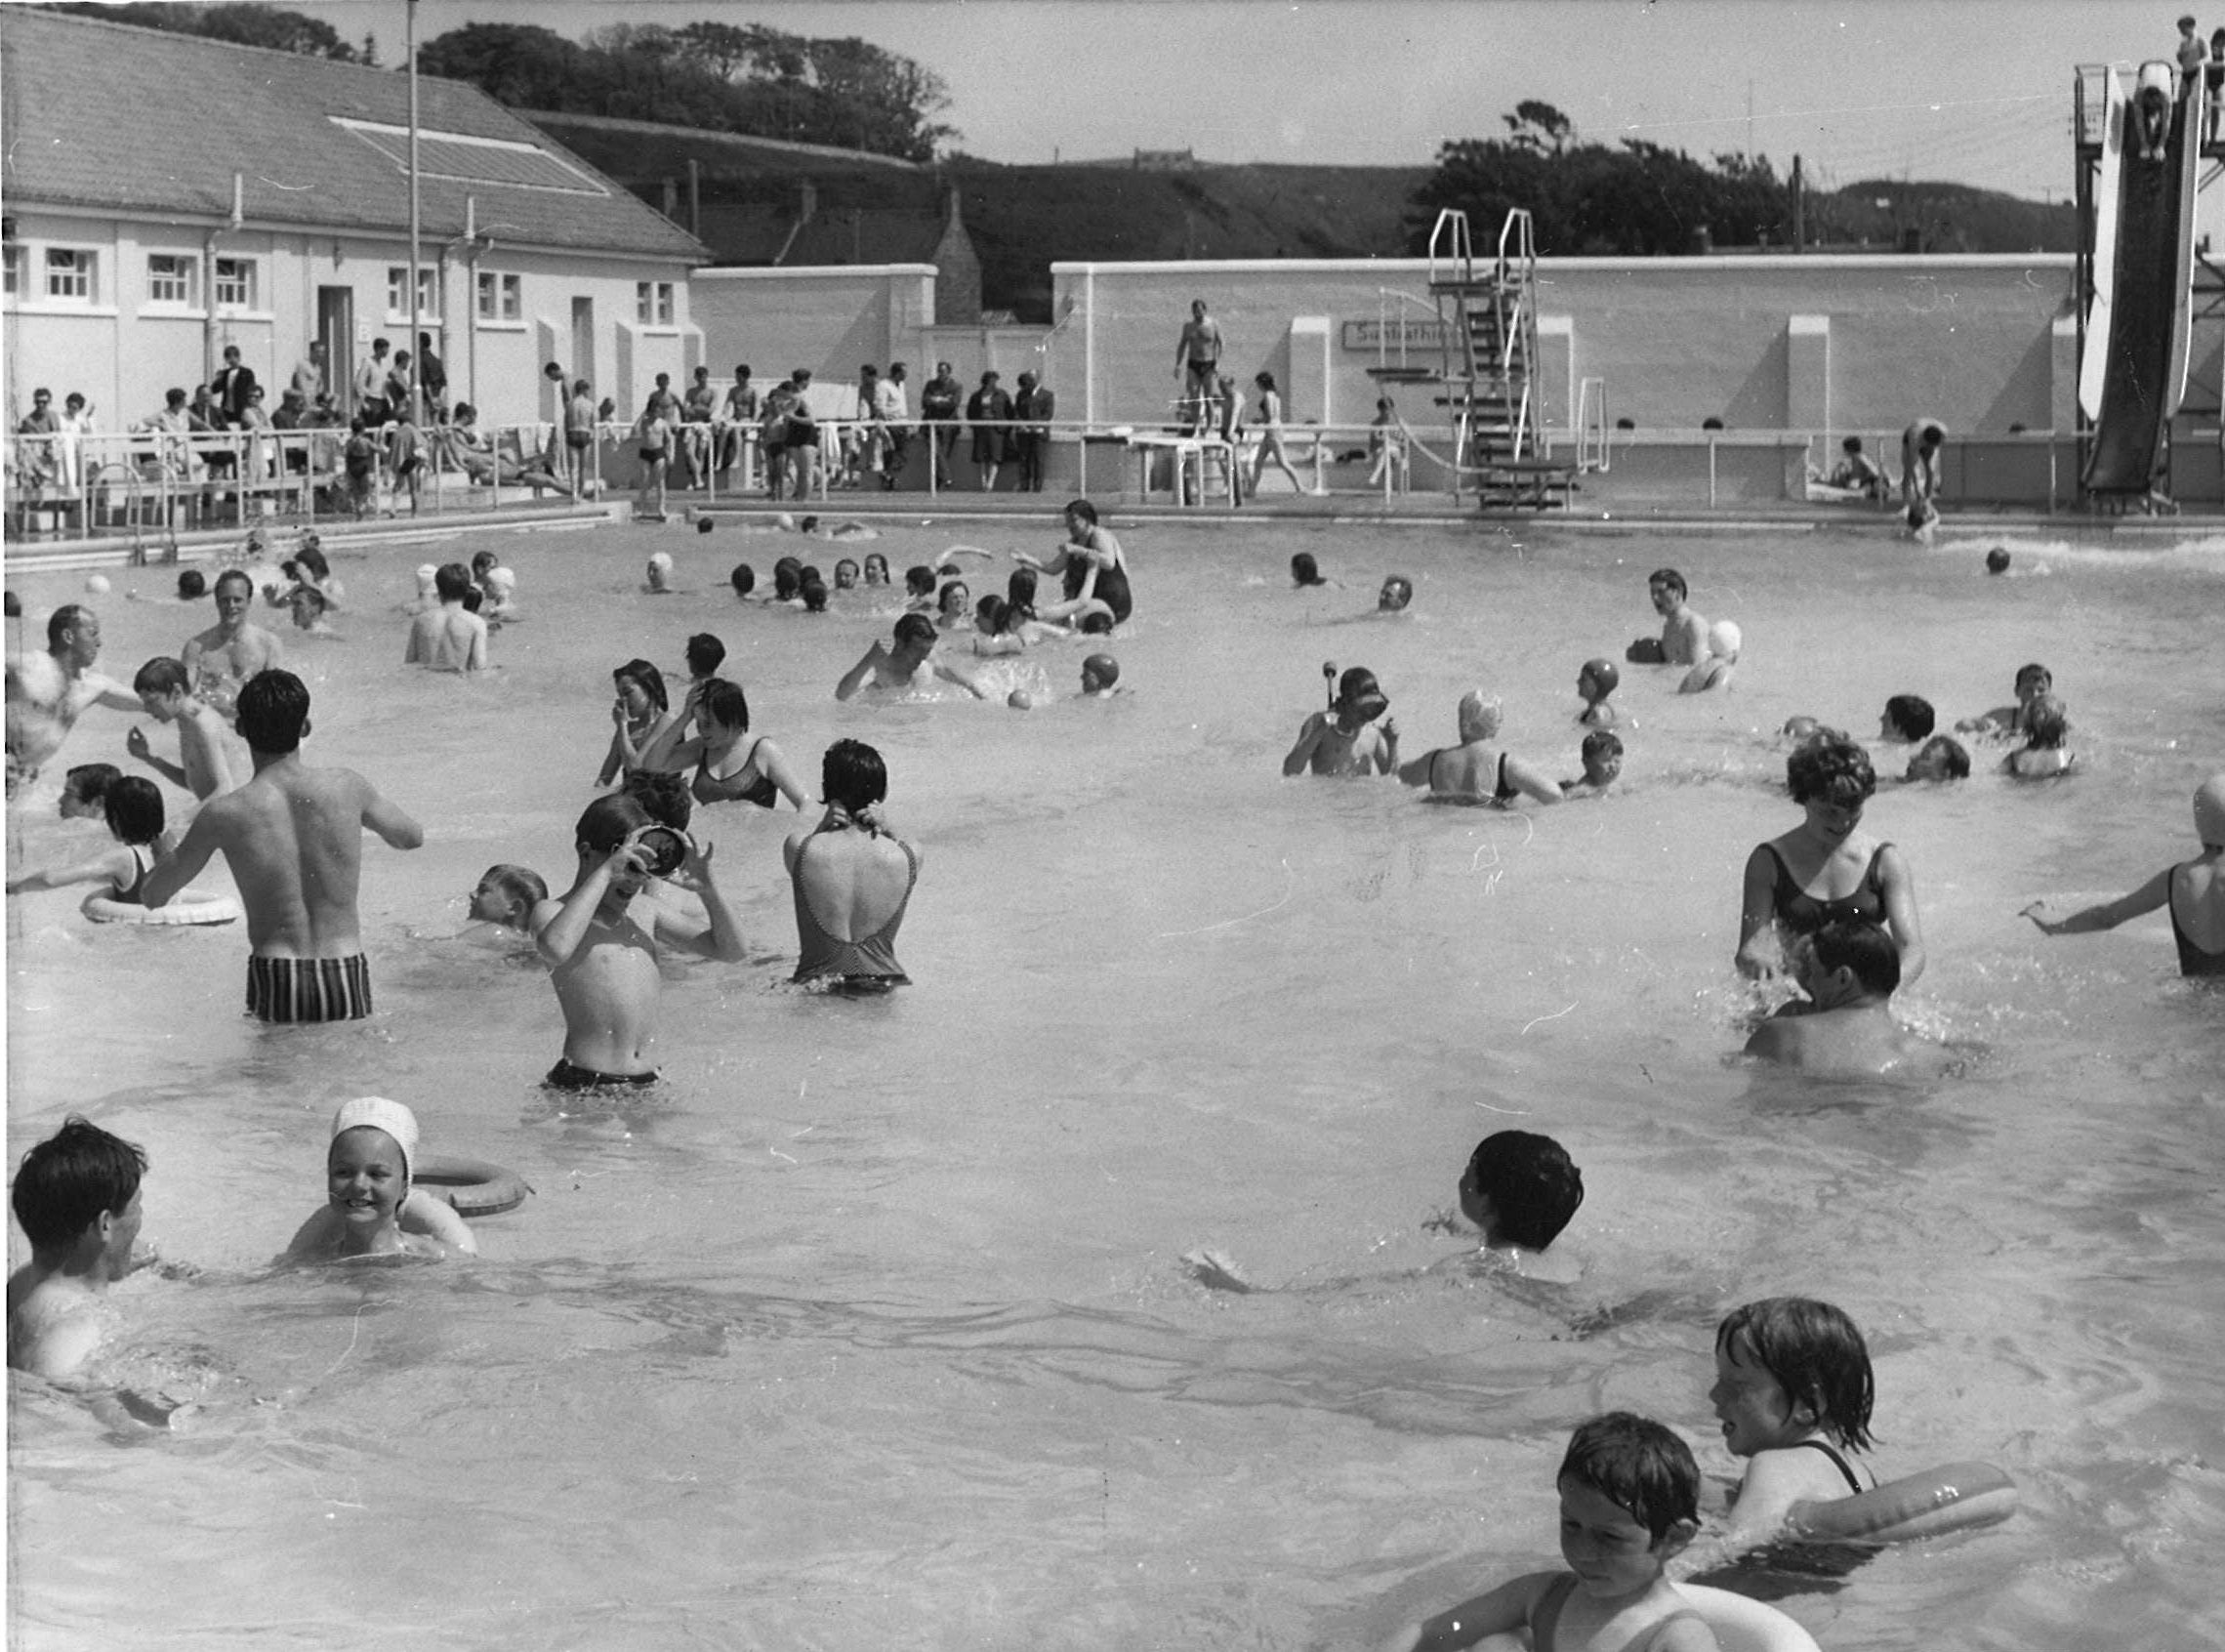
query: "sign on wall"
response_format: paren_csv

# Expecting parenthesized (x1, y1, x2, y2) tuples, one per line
(1339, 317, 1454, 353)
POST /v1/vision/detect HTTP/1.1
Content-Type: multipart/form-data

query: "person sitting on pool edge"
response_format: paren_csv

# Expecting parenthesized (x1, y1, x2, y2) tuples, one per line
(1577, 657, 1620, 727)
(1562, 730, 1625, 800)
(280, 1096, 476, 1263)
(530, 792, 747, 1090)
(784, 739, 920, 993)
(7, 1116, 150, 1382)
(1743, 921, 1946, 1078)
(1627, 567, 1710, 666)
(2003, 695, 2076, 779)
(1285, 666, 1398, 777)
(1458, 1129, 1585, 1284)
(836, 612, 987, 701)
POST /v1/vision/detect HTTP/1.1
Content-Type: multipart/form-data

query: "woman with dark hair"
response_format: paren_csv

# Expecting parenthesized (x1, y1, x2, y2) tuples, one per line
(783, 739, 921, 991)
(597, 659, 676, 787)
(641, 677, 810, 810)
(1012, 499, 1133, 633)
(1736, 733, 1925, 986)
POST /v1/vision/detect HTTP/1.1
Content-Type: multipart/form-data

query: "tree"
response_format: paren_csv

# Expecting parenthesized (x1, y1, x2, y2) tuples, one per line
(418, 23, 584, 111)
(43, 2, 361, 60)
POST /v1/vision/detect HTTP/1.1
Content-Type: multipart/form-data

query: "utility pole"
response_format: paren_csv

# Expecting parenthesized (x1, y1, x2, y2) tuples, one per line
(1792, 154, 1804, 251)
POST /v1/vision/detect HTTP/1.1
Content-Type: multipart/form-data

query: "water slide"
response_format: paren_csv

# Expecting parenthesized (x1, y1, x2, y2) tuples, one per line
(2080, 62, 2204, 496)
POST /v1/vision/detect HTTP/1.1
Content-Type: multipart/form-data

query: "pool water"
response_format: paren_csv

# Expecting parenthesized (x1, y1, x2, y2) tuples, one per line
(6, 515, 2223, 1651)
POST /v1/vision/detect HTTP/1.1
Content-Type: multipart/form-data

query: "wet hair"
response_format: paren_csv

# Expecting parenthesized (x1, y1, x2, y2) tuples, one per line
(1558, 1413, 1702, 1543)
(698, 678, 750, 731)
(822, 738, 888, 812)
(1582, 729, 1625, 764)
(1715, 1298, 1875, 1451)
(1007, 566, 1039, 615)
(1291, 552, 1325, 587)
(461, 588, 484, 614)
(575, 791, 653, 853)
(1465, 1131, 1585, 1250)
(1910, 734, 1970, 779)
(612, 659, 668, 714)
(1648, 567, 1687, 599)
(102, 775, 164, 847)
(835, 558, 860, 587)
(132, 656, 188, 697)
(903, 564, 937, 599)
(176, 570, 207, 599)
(2014, 662, 2052, 696)
(472, 550, 498, 575)
(1809, 921, 1901, 996)
(10, 1116, 147, 1254)
(2023, 694, 2069, 748)
(1064, 499, 1099, 528)
(1378, 576, 1412, 611)
(48, 603, 92, 647)
(729, 563, 757, 597)
(622, 767, 692, 831)
(293, 543, 331, 582)
(1078, 610, 1115, 635)
(478, 863, 548, 911)
(1985, 547, 2011, 574)
(977, 595, 1013, 635)
(234, 669, 310, 754)
(1786, 734, 1875, 807)
(433, 562, 473, 601)
(685, 634, 726, 679)
(1882, 694, 1935, 741)
(938, 578, 970, 611)
(773, 559, 803, 601)
(214, 568, 254, 599)
(863, 553, 890, 583)
(893, 612, 937, 650)
(801, 576, 829, 614)
(62, 763, 120, 805)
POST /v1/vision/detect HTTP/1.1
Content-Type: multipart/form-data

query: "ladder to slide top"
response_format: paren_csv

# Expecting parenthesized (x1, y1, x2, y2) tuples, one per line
(1424, 208, 1574, 508)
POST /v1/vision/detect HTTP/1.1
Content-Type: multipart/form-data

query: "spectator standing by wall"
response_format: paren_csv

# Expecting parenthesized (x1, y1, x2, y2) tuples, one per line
(921, 361, 962, 489)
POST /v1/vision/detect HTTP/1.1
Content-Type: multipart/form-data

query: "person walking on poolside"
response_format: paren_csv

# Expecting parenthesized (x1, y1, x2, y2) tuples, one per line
(1175, 298, 1225, 407)
(143, 669, 423, 1023)
(6, 605, 141, 799)
(1901, 417, 1946, 516)
(1248, 371, 1309, 497)
(182, 568, 284, 717)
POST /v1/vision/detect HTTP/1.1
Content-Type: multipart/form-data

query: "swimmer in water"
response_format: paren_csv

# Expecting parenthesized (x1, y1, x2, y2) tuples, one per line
(280, 1097, 478, 1262)
(470, 863, 548, 933)
(644, 552, 675, 595)
(2002, 695, 2075, 779)
(1877, 694, 1934, 746)
(1577, 657, 1620, 727)
(1284, 666, 1398, 777)
(1378, 575, 1413, 612)
(1291, 553, 1335, 588)
(1397, 689, 1562, 806)
(1678, 620, 1740, 693)
(862, 553, 890, 586)
(2021, 771, 2225, 977)
(122, 656, 240, 801)
(1457, 1130, 1585, 1284)
(1561, 729, 1625, 799)
(835, 612, 988, 701)
(7, 1117, 150, 1382)
(1743, 922, 1947, 1078)
(180, 570, 284, 715)
(1626, 568, 1708, 667)
(5, 775, 168, 906)
(56, 761, 120, 821)
(6, 605, 143, 797)
(1080, 653, 1121, 697)
(1900, 735, 1969, 783)
(834, 558, 860, 591)
(1958, 662, 2053, 739)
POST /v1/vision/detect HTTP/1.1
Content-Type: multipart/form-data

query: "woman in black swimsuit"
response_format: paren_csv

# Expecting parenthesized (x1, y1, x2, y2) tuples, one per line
(639, 678, 810, 810)
(1737, 733, 1925, 986)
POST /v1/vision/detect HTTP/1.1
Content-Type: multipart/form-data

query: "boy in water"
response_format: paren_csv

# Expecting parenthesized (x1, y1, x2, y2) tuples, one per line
(58, 761, 120, 820)
(2004, 695, 2076, 779)
(1877, 694, 1934, 745)
(125, 656, 241, 801)
(1958, 662, 2052, 737)
(1562, 730, 1625, 799)
(1396, 1412, 1718, 1652)
(530, 793, 746, 1090)
(1284, 666, 1399, 776)
(1458, 1129, 1586, 1284)
(1744, 922, 1943, 1077)
(1627, 568, 1710, 666)
(403, 563, 490, 673)
(8, 1117, 148, 1381)
(470, 864, 548, 932)
(836, 612, 987, 701)
(1577, 657, 1620, 727)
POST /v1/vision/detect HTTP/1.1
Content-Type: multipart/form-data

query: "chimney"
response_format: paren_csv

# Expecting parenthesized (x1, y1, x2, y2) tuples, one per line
(798, 181, 818, 224)
(945, 185, 963, 227)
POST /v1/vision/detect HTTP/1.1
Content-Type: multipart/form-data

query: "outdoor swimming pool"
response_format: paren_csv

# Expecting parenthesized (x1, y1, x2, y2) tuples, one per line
(6, 512, 2222, 1650)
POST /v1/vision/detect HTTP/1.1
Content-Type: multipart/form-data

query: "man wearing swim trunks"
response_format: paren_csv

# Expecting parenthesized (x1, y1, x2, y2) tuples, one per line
(1174, 298, 1224, 402)
(143, 669, 422, 1023)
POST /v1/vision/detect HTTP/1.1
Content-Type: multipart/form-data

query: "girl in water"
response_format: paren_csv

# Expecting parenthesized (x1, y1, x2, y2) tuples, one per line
(640, 678, 811, 810)
(5, 776, 170, 905)
(597, 659, 677, 787)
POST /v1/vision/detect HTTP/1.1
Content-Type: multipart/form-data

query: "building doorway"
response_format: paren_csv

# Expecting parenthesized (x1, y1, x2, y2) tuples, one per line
(316, 287, 352, 415)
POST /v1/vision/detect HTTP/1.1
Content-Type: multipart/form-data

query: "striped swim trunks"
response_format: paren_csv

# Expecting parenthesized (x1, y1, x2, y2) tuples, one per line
(245, 954, 373, 1023)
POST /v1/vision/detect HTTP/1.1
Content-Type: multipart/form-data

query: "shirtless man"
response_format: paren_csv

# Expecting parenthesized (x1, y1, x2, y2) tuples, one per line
(1284, 666, 1400, 776)
(181, 569, 284, 718)
(6, 605, 142, 797)
(403, 563, 490, 672)
(7, 1117, 147, 1384)
(1174, 298, 1225, 403)
(143, 669, 422, 1023)
(835, 612, 986, 701)
(124, 656, 242, 800)
(1625, 567, 1710, 667)
(530, 793, 746, 1089)
(1743, 922, 1944, 1078)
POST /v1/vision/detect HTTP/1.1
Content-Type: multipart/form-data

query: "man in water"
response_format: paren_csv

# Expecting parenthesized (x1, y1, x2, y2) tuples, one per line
(181, 568, 284, 717)
(403, 563, 490, 672)
(144, 669, 423, 1023)
(6, 605, 142, 798)
(1744, 922, 1945, 1078)
(1626, 568, 1710, 666)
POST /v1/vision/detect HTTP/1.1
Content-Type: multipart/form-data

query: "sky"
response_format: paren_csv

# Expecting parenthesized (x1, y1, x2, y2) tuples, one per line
(299, 0, 2167, 200)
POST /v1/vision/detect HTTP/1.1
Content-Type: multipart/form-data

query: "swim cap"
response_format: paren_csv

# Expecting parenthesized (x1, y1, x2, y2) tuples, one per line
(1457, 689, 1503, 742)
(485, 567, 516, 594)
(648, 552, 675, 571)
(1709, 620, 1742, 658)
(1581, 657, 1619, 696)
(2196, 773, 2225, 847)
(1083, 652, 1120, 688)
(1986, 547, 2011, 574)
(331, 1096, 419, 1204)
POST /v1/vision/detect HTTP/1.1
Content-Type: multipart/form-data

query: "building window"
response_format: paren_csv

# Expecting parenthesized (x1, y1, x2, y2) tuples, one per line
(213, 257, 255, 310)
(44, 248, 96, 302)
(386, 266, 440, 321)
(148, 253, 197, 306)
(637, 281, 674, 326)
(476, 270, 521, 321)
(3, 245, 18, 300)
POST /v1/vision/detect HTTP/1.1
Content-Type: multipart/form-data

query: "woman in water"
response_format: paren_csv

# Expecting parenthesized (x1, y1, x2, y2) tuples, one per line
(784, 739, 921, 992)
(1395, 690, 1563, 807)
(1013, 500, 1133, 633)
(640, 677, 811, 811)
(1736, 732, 1925, 986)
(2022, 772, 2225, 977)
(596, 658, 678, 787)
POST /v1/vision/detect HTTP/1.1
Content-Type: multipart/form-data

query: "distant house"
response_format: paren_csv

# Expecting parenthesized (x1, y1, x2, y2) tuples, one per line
(525, 112, 983, 325)
(0, 9, 707, 437)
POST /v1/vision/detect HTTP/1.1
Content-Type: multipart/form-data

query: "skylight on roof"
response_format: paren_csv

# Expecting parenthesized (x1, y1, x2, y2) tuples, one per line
(334, 120, 606, 196)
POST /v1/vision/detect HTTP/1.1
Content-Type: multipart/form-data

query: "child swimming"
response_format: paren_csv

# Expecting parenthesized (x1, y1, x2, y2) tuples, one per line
(280, 1096, 477, 1261)
(1396, 1412, 1719, 1652)
(5, 775, 168, 906)
(1900, 735, 1970, 783)
(1080, 653, 1121, 697)
(1561, 730, 1625, 799)
(1877, 694, 1934, 744)
(1577, 657, 1620, 726)
(470, 863, 548, 932)
(1458, 1130, 1585, 1284)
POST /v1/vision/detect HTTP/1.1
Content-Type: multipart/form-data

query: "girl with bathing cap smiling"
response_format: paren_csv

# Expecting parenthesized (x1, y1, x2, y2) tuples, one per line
(281, 1097, 477, 1262)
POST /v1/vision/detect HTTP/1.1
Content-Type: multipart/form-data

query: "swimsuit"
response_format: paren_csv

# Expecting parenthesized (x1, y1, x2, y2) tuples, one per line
(691, 738, 779, 808)
(112, 846, 151, 906)
(544, 1057, 660, 1091)
(1062, 545, 1133, 624)
(1767, 842, 1891, 935)
(1792, 1437, 1867, 1493)
(2168, 868, 2225, 977)
(246, 953, 373, 1023)
(790, 825, 918, 990)
(1529, 1574, 1708, 1652)
(1423, 750, 1516, 802)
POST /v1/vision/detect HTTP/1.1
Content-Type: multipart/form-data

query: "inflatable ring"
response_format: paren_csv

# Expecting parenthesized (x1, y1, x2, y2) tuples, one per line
(1677, 1584, 1822, 1652)
(81, 888, 240, 927)
(1787, 1461, 2018, 1546)
(414, 1154, 533, 1218)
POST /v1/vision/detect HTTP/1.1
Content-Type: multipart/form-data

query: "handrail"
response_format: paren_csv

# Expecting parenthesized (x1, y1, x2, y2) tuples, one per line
(1372, 286, 1442, 378)
(1575, 377, 1610, 474)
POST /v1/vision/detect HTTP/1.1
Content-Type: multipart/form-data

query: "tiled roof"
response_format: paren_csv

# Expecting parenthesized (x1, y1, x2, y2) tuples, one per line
(0, 10, 705, 262)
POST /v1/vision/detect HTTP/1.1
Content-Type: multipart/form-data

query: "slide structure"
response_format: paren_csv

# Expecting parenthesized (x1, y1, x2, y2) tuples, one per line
(2080, 61, 2204, 497)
